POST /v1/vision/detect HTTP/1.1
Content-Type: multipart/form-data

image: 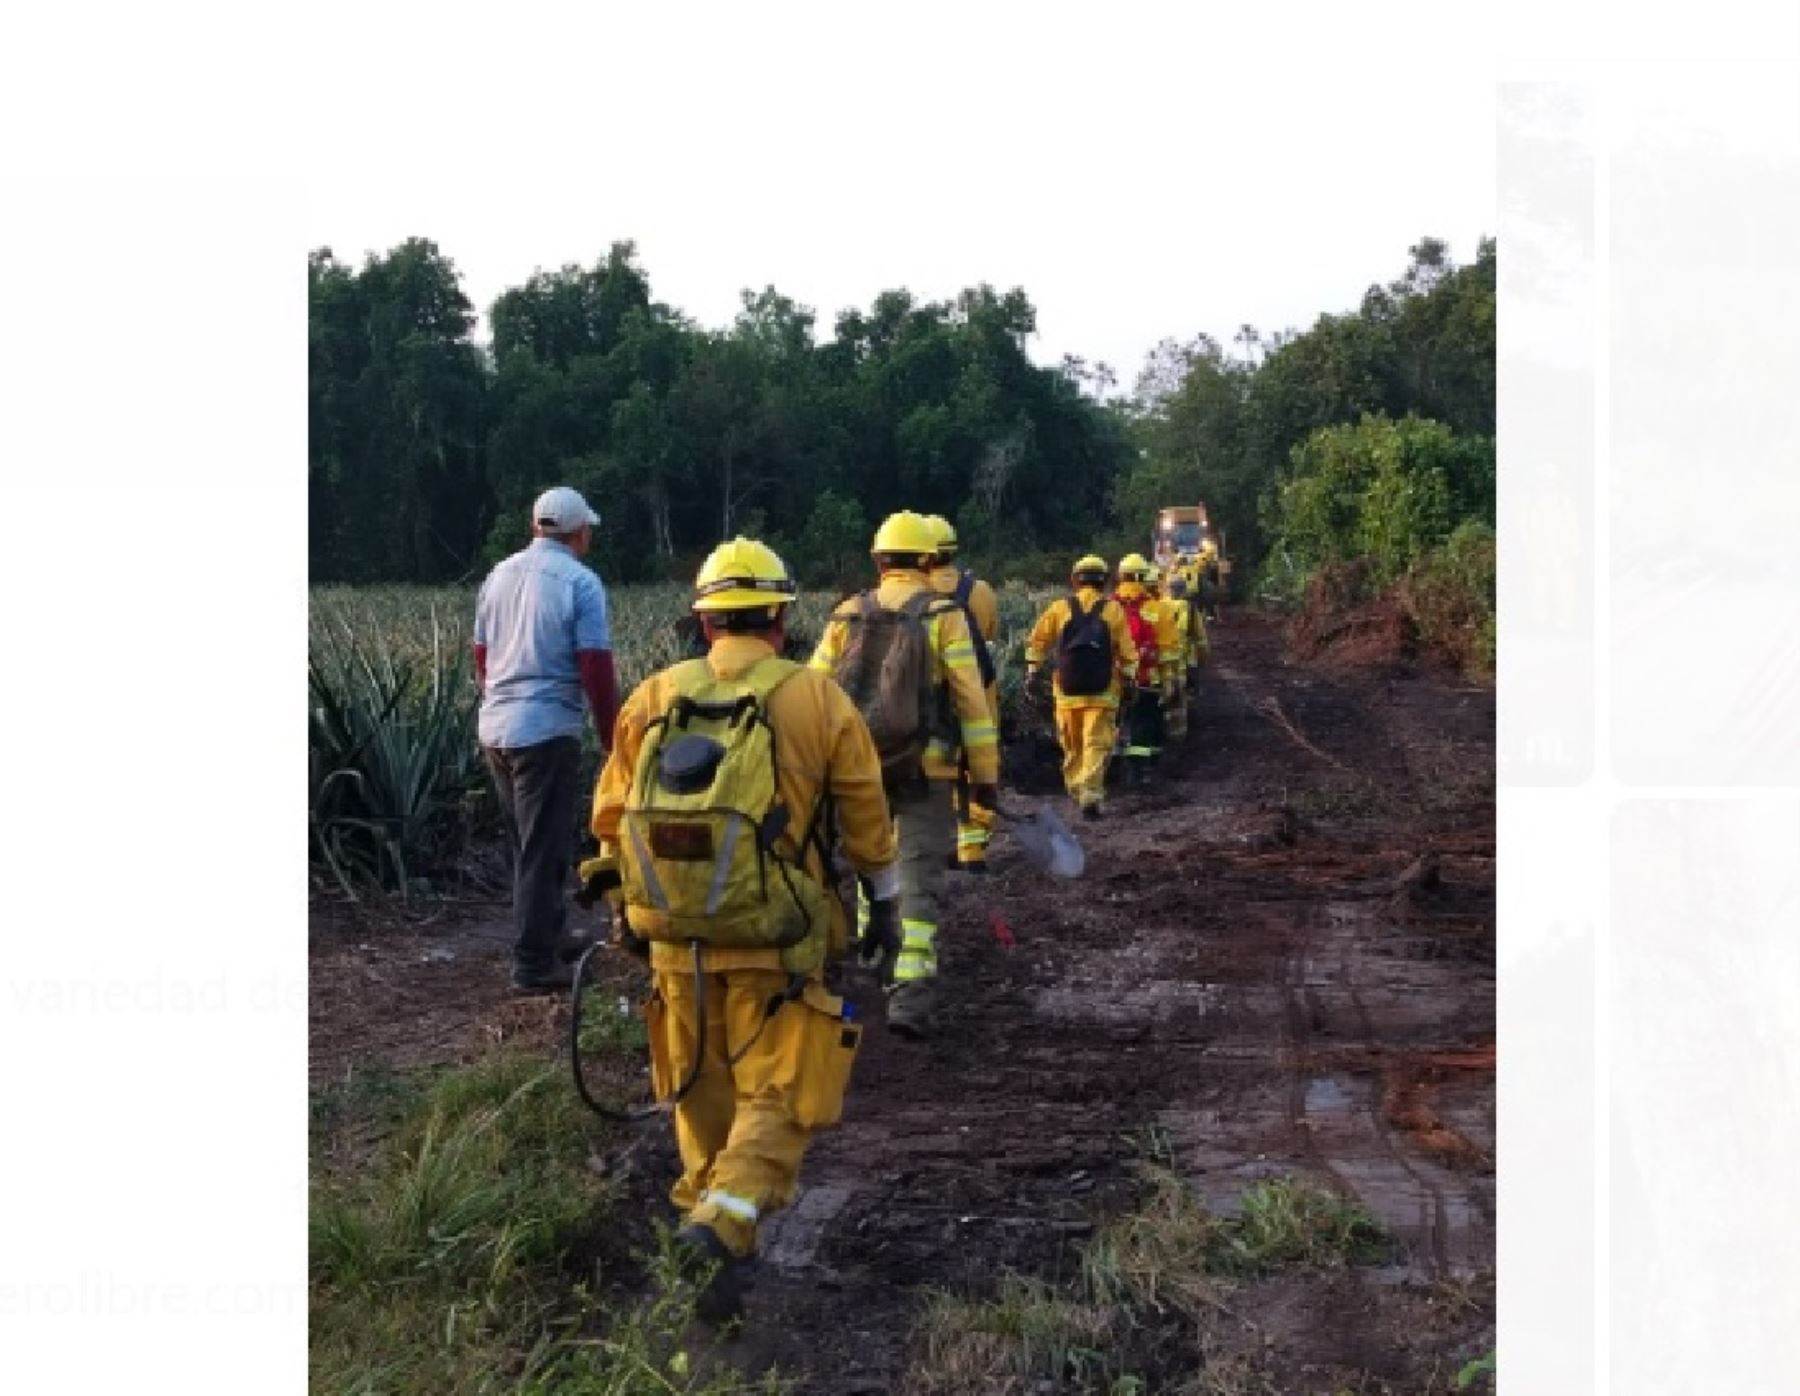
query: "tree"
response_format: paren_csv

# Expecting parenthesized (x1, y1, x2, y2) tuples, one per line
(308, 234, 1491, 589)
(308, 239, 489, 583)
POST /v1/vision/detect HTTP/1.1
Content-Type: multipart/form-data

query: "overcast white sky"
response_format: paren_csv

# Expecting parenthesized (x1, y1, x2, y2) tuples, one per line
(303, 9, 1496, 386)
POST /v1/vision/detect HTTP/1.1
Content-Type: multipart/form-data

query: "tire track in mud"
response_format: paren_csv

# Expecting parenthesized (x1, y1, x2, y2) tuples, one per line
(1338, 921, 1456, 1279)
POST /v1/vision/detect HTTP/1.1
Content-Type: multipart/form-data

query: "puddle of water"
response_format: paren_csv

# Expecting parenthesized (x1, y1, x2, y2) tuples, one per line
(1304, 1075, 1356, 1113)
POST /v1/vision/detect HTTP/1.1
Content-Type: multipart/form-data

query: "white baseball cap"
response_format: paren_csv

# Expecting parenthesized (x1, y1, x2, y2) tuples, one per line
(532, 486, 601, 532)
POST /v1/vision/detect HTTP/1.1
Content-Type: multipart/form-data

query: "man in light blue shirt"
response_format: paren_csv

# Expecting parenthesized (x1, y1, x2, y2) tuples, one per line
(473, 486, 620, 993)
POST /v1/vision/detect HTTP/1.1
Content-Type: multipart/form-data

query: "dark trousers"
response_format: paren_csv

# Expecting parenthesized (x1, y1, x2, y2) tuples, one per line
(1123, 687, 1165, 763)
(483, 736, 580, 972)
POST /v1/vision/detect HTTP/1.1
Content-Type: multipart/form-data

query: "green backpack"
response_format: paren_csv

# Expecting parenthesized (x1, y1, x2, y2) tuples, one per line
(618, 656, 835, 972)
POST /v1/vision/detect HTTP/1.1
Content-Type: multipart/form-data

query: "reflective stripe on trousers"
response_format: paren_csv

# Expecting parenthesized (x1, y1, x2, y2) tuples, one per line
(893, 918, 937, 981)
(700, 1189, 760, 1223)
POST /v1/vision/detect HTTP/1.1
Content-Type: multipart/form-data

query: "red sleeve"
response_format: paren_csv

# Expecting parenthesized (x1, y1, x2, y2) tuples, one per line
(577, 649, 619, 748)
(472, 643, 487, 692)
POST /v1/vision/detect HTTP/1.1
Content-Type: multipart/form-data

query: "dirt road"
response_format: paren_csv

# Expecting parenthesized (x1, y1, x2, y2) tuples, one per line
(310, 612, 1495, 1391)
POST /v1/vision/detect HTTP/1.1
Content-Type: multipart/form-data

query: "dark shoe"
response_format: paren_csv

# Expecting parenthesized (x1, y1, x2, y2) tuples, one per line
(674, 1223, 747, 1326)
(1082, 804, 1103, 822)
(886, 979, 937, 1040)
(510, 961, 574, 995)
(956, 861, 990, 876)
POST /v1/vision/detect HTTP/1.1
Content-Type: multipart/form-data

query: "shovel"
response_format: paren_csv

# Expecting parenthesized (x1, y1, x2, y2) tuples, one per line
(994, 801, 1086, 879)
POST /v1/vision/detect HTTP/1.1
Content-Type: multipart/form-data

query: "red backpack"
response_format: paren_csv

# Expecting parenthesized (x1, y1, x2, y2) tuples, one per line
(1113, 593, 1159, 686)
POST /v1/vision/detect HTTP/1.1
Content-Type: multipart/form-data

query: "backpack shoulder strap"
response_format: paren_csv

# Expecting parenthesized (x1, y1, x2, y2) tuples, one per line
(902, 589, 950, 621)
(953, 570, 974, 606)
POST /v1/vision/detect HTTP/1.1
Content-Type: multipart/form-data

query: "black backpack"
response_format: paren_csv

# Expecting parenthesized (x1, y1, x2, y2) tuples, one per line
(1055, 594, 1113, 697)
(951, 571, 998, 689)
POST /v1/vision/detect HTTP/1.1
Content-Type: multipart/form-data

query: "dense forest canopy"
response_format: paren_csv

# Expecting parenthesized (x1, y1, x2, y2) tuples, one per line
(309, 235, 1494, 590)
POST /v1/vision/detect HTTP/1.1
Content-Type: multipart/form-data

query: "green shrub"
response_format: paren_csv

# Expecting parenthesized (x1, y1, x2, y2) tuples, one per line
(1403, 521, 1496, 679)
(1265, 413, 1493, 587)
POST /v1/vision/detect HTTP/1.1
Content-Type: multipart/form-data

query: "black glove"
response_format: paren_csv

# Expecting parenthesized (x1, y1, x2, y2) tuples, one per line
(858, 898, 902, 983)
(574, 852, 622, 909)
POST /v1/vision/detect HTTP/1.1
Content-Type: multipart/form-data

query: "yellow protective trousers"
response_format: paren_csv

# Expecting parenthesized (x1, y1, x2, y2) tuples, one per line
(1055, 705, 1116, 809)
(893, 778, 955, 982)
(951, 772, 997, 869)
(1163, 662, 1188, 740)
(856, 779, 955, 978)
(647, 965, 862, 1258)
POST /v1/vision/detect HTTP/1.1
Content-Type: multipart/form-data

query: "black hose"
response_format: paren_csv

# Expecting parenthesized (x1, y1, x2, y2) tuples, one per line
(569, 936, 801, 1121)
(568, 935, 694, 1122)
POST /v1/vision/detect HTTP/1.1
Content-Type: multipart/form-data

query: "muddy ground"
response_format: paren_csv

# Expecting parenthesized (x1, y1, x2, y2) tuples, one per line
(311, 611, 1495, 1391)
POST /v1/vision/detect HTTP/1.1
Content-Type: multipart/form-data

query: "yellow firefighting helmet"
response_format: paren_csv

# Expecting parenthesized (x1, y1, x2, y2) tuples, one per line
(1118, 552, 1151, 580)
(1072, 553, 1107, 581)
(692, 537, 798, 612)
(925, 514, 958, 558)
(870, 510, 939, 556)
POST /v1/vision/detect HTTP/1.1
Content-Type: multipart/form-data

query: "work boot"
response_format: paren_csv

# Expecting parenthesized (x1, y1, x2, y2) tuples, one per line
(673, 1222, 748, 1326)
(510, 960, 574, 995)
(886, 979, 938, 1040)
(1082, 804, 1104, 822)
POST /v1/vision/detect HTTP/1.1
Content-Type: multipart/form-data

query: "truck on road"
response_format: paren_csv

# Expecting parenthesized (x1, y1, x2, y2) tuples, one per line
(1152, 504, 1229, 615)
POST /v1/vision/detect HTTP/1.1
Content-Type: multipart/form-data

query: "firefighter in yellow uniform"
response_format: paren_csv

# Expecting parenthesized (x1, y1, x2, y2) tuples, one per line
(1195, 537, 1223, 620)
(1164, 570, 1208, 737)
(810, 511, 998, 1039)
(926, 514, 1001, 875)
(1111, 553, 1166, 777)
(589, 538, 902, 1322)
(1023, 555, 1139, 819)
(1145, 566, 1189, 742)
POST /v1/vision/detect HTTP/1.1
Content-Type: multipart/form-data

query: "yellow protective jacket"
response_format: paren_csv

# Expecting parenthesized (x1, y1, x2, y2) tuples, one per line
(1149, 591, 1186, 677)
(930, 563, 1000, 719)
(929, 564, 999, 643)
(1024, 586, 1140, 710)
(810, 570, 999, 785)
(592, 634, 900, 973)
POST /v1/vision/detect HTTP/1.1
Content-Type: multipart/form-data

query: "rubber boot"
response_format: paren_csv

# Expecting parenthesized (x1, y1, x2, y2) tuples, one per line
(886, 978, 938, 1040)
(674, 1222, 748, 1326)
